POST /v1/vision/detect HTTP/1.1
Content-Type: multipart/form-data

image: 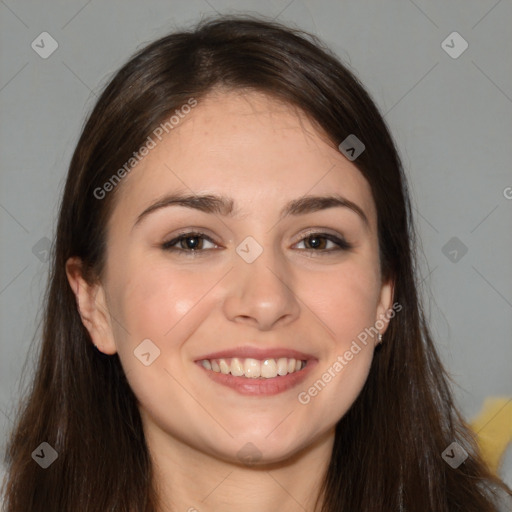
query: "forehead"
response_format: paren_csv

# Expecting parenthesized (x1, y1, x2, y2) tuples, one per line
(109, 89, 376, 229)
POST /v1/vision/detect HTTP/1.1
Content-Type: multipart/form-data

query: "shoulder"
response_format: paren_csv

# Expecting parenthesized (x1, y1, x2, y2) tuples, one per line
(480, 480, 512, 512)
(494, 489, 512, 512)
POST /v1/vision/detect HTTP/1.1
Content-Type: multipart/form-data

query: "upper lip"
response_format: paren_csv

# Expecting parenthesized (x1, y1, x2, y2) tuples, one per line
(195, 346, 316, 361)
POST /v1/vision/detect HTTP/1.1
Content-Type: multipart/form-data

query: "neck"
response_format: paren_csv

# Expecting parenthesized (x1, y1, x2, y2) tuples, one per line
(144, 422, 334, 512)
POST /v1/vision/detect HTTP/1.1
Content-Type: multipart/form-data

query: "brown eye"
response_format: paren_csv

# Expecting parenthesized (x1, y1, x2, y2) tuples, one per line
(304, 235, 327, 250)
(296, 233, 352, 252)
(178, 236, 202, 250)
(162, 232, 217, 252)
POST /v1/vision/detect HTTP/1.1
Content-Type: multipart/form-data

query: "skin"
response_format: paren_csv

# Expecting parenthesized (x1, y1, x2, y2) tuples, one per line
(66, 89, 394, 512)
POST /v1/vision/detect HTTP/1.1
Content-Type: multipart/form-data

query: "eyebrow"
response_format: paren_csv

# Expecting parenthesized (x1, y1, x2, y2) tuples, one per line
(132, 191, 370, 229)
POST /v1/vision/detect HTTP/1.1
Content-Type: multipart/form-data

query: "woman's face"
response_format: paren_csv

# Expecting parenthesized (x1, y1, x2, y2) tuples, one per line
(70, 89, 393, 465)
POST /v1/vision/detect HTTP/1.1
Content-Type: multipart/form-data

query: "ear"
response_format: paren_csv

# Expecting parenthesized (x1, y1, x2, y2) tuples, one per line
(375, 277, 395, 343)
(65, 256, 117, 355)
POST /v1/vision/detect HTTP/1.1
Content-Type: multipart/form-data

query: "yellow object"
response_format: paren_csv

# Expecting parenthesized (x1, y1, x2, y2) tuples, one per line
(470, 397, 512, 475)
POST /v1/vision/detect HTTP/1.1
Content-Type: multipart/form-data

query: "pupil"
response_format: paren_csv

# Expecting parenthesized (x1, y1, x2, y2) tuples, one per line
(186, 237, 199, 249)
(309, 236, 321, 248)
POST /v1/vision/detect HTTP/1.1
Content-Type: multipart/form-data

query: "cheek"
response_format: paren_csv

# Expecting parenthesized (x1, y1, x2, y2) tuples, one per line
(111, 260, 208, 341)
(107, 258, 232, 390)
(293, 259, 381, 413)
(107, 262, 212, 407)
(303, 259, 382, 346)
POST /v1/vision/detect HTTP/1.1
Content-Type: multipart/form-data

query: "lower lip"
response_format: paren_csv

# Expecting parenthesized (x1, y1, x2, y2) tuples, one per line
(196, 360, 317, 396)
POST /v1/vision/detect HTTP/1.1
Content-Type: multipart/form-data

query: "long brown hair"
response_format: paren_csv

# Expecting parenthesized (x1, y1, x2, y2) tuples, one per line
(2, 15, 510, 511)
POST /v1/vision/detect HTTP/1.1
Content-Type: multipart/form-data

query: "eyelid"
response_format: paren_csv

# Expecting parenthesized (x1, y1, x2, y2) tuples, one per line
(293, 227, 347, 242)
(162, 230, 221, 251)
(162, 226, 220, 243)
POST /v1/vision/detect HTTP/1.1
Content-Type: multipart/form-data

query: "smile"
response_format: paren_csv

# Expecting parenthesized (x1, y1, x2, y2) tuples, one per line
(198, 357, 307, 379)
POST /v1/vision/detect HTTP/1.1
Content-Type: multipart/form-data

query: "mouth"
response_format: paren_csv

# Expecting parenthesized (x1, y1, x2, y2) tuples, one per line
(197, 357, 307, 379)
(194, 347, 317, 396)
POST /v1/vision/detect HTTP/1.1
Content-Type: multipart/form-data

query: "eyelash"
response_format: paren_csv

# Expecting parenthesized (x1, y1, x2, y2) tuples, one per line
(161, 230, 353, 256)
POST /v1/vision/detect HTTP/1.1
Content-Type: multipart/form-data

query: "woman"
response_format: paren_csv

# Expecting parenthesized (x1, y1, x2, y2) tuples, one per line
(2, 15, 511, 511)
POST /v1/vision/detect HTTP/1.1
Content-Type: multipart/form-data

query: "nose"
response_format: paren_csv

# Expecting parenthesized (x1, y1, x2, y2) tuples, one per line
(222, 244, 300, 331)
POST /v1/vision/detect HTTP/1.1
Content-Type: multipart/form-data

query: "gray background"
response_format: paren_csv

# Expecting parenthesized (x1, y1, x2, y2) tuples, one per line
(1, 0, 511, 487)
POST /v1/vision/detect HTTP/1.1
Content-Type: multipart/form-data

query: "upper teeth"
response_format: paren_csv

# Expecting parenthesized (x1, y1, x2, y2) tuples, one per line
(200, 357, 306, 379)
